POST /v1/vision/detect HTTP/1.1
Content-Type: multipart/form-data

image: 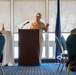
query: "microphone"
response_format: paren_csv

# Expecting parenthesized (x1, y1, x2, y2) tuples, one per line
(21, 21, 30, 29)
(23, 21, 29, 25)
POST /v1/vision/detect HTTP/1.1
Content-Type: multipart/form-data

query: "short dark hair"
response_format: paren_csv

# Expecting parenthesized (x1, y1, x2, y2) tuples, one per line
(36, 13, 42, 16)
(71, 28, 76, 34)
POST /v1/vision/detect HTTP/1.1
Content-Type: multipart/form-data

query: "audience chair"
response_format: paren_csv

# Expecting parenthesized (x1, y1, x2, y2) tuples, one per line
(0, 32, 5, 75)
(60, 35, 68, 71)
(66, 34, 76, 75)
(61, 35, 67, 50)
(55, 36, 68, 72)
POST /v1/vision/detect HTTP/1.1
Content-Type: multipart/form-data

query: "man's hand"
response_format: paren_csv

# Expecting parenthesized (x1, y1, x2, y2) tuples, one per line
(44, 23, 49, 32)
(46, 23, 49, 27)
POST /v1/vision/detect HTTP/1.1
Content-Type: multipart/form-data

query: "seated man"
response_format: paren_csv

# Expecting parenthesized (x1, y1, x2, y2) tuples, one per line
(66, 29, 76, 71)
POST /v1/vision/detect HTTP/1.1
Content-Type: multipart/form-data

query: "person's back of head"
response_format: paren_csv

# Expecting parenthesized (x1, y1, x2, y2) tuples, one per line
(66, 29, 76, 56)
(71, 28, 76, 35)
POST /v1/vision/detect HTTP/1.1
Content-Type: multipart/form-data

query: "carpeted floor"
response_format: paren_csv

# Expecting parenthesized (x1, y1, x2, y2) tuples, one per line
(0, 63, 76, 75)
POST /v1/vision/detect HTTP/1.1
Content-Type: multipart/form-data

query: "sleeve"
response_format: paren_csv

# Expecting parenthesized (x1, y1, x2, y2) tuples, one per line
(40, 22, 46, 29)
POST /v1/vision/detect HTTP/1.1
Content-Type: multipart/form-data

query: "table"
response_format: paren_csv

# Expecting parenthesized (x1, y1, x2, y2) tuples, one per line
(2, 31, 15, 66)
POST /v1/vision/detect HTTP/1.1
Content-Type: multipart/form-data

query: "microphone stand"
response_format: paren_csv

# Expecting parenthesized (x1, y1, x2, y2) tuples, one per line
(21, 21, 29, 29)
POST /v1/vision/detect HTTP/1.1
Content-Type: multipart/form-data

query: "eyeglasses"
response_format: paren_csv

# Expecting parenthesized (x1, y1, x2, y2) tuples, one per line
(36, 16, 41, 18)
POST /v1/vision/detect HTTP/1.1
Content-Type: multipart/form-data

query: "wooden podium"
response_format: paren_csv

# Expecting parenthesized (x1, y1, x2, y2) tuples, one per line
(18, 29, 40, 66)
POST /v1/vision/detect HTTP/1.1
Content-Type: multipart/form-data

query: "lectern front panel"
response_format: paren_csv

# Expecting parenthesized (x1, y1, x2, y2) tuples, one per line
(18, 29, 40, 66)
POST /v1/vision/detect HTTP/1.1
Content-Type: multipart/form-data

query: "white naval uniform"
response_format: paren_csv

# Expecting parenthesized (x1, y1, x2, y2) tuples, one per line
(30, 21, 45, 63)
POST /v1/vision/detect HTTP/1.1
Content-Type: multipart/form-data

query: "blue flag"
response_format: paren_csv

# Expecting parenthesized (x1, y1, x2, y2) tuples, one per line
(55, 0, 61, 62)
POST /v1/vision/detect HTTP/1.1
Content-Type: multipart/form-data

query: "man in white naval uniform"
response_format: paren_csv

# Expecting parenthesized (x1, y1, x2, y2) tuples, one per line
(30, 13, 49, 63)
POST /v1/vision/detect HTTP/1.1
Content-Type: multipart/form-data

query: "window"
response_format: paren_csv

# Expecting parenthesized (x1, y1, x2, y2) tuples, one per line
(14, 32, 70, 59)
(0, 0, 75, 61)
(14, 0, 45, 33)
(0, 0, 10, 31)
(49, 0, 76, 32)
(12, 0, 76, 60)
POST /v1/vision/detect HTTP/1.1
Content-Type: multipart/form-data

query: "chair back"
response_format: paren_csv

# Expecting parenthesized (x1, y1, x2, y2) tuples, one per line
(0, 32, 5, 56)
(55, 36, 63, 53)
(66, 34, 76, 56)
(61, 35, 67, 50)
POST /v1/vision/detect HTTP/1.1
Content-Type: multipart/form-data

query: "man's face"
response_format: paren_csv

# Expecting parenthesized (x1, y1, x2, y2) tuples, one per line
(36, 14, 41, 21)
